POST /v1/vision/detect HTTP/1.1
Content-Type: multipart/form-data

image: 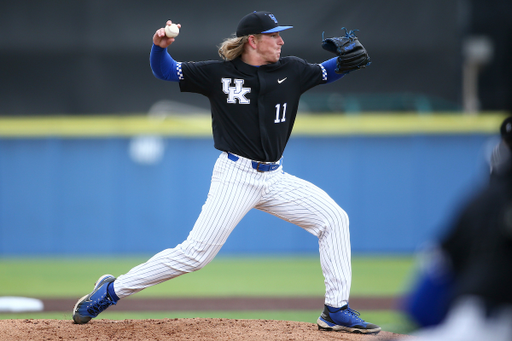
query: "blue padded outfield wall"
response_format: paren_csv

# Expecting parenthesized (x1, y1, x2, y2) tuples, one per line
(0, 114, 506, 256)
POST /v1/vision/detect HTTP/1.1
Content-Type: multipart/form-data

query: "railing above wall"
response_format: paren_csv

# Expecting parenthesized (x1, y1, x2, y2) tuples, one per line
(0, 113, 506, 138)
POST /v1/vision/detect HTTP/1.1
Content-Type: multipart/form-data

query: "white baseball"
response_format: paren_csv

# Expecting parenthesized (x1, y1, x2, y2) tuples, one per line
(165, 24, 180, 38)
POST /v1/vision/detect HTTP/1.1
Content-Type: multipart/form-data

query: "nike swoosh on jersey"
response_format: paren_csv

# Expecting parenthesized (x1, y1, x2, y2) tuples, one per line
(277, 77, 287, 84)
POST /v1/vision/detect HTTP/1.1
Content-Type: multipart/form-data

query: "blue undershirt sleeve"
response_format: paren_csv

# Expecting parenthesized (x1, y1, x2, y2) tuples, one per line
(150, 44, 180, 82)
(321, 57, 345, 84)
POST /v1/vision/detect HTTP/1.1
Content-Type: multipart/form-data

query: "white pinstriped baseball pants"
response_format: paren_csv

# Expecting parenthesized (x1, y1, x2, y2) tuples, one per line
(114, 152, 352, 308)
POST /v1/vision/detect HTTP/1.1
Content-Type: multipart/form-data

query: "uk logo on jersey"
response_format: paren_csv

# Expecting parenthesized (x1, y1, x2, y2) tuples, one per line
(221, 78, 251, 104)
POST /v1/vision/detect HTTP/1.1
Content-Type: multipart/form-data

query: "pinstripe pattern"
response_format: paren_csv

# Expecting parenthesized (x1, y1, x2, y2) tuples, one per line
(255, 172, 351, 306)
(114, 152, 351, 307)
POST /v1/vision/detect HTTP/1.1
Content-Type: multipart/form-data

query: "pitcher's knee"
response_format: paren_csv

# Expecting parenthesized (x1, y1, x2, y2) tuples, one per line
(321, 205, 349, 234)
(327, 202, 348, 221)
(176, 240, 221, 272)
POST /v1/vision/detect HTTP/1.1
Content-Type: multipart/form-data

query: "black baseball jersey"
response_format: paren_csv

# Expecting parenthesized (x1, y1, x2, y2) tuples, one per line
(178, 56, 327, 162)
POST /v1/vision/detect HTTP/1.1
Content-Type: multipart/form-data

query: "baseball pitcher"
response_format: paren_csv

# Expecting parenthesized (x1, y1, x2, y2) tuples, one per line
(72, 11, 378, 334)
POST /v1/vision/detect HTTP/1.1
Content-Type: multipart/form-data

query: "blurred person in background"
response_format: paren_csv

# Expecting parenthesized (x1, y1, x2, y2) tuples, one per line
(400, 118, 512, 341)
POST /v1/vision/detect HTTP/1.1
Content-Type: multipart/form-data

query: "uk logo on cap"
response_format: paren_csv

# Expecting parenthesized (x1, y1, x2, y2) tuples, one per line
(268, 14, 278, 24)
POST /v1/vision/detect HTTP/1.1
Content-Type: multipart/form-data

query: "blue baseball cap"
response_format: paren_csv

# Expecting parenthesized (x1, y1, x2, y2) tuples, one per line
(236, 11, 293, 37)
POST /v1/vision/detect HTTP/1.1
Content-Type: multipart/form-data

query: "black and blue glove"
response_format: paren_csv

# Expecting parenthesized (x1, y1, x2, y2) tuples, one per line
(322, 28, 371, 74)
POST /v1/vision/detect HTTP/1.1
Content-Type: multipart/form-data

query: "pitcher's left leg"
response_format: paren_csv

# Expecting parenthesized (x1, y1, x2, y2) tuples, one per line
(257, 172, 351, 307)
(257, 171, 380, 334)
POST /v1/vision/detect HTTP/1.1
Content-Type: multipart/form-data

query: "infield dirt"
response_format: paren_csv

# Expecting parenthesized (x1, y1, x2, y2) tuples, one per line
(0, 318, 414, 341)
(0, 296, 413, 340)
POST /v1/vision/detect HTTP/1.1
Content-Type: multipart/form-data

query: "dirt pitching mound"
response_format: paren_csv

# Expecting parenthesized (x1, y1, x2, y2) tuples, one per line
(0, 318, 413, 341)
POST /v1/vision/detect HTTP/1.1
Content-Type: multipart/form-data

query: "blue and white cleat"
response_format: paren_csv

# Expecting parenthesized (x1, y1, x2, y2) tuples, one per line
(73, 274, 118, 324)
(317, 304, 381, 334)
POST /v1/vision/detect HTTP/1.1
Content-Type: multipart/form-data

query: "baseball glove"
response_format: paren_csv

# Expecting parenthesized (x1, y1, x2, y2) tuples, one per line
(322, 28, 371, 74)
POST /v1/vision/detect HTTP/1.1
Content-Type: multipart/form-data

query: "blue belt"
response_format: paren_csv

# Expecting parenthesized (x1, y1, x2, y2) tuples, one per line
(227, 153, 281, 172)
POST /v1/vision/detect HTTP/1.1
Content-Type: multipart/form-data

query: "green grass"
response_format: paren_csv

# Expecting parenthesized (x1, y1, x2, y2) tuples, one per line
(0, 254, 415, 297)
(0, 255, 418, 334)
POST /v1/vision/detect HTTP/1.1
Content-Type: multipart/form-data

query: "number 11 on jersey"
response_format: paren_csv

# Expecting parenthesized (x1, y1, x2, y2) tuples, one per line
(274, 103, 287, 123)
